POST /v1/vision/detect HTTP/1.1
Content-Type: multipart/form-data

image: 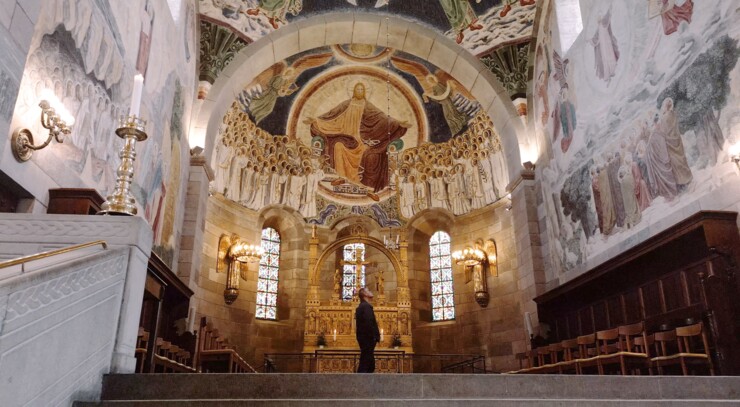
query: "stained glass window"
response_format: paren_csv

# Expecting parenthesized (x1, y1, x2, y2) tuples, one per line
(342, 243, 366, 301)
(430, 231, 455, 321)
(256, 227, 280, 320)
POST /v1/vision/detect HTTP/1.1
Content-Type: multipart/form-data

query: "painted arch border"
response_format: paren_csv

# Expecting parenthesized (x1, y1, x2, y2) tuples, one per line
(195, 12, 529, 188)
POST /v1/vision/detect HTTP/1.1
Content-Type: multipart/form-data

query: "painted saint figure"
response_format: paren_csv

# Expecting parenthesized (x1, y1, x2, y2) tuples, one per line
(247, 0, 303, 29)
(308, 83, 409, 195)
(590, 7, 620, 83)
(659, 98, 692, 191)
(437, 0, 483, 44)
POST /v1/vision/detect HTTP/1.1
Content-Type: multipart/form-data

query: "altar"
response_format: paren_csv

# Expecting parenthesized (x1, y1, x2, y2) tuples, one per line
(302, 225, 413, 363)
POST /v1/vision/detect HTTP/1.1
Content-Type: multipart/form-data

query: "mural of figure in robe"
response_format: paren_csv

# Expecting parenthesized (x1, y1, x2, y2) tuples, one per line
(307, 83, 410, 196)
(658, 0, 694, 35)
(590, 7, 619, 83)
(391, 56, 479, 139)
(239, 53, 333, 125)
(437, 0, 483, 44)
(247, 0, 303, 29)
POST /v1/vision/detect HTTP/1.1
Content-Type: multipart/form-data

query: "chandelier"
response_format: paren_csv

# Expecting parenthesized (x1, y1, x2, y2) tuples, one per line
(229, 241, 264, 263)
(452, 247, 486, 267)
(384, 230, 400, 251)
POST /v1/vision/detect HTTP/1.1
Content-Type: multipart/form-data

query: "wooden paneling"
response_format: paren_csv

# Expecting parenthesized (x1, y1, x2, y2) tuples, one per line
(535, 211, 740, 375)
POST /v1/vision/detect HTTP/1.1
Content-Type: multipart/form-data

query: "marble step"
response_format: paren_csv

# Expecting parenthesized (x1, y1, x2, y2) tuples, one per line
(74, 399, 740, 407)
(96, 374, 740, 401)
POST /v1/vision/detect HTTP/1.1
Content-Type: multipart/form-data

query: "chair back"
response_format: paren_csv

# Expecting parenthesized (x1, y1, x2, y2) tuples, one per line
(548, 343, 563, 364)
(675, 322, 710, 355)
(561, 338, 579, 361)
(618, 321, 648, 355)
(577, 334, 596, 357)
(653, 330, 677, 357)
(595, 327, 619, 355)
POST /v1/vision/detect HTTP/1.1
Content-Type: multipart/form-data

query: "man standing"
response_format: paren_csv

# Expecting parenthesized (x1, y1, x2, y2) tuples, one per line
(355, 287, 380, 373)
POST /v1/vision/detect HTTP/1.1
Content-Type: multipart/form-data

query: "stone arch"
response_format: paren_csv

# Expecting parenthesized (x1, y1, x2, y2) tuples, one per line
(194, 12, 527, 187)
(257, 205, 309, 248)
(310, 235, 407, 290)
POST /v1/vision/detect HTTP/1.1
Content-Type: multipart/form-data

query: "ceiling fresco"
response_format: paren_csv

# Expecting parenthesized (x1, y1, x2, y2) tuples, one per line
(200, 0, 537, 54)
(211, 43, 508, 225)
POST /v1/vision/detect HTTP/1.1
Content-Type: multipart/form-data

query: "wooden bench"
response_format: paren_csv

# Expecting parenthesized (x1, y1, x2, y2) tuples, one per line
(152, 337, 196, 373)
(196, 318, 256, 373)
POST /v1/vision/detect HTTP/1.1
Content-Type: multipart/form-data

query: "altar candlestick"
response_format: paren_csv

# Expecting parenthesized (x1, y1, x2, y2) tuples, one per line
(380, 328, 384, 341)
(333, 329, 337, 342)
(129, 74, 144, 117)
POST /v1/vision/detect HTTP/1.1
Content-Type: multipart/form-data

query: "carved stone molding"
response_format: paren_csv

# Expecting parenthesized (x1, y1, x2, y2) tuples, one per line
(480, 41, 531, 100)
(4, 251, 127, 323)
(199, 19, 249, 85)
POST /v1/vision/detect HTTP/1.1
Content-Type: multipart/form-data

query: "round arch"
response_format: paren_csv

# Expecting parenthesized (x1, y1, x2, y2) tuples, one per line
(193, 12, 528, 187)
(310, 235, 407, 290)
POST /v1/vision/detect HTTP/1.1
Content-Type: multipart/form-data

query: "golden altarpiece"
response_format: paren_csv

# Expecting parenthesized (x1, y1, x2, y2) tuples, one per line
(303, 225, 413, 373)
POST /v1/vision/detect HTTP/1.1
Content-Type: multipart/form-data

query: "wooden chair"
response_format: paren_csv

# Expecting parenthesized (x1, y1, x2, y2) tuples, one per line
(651, 322, 714, 375)
(558, 338, 579, 374)
(634, 333, 654, 374)
(134, 328, 149, 373)
(575, 333, 598, 374)
(597, 322, 650, 375)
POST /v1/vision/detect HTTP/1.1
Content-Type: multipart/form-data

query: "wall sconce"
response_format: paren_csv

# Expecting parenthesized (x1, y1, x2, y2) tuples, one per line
(217, 234, 264, 305)
(11, 96, 75, 162)
(452, 239, 497, 307)
(730, 143, 740, 169)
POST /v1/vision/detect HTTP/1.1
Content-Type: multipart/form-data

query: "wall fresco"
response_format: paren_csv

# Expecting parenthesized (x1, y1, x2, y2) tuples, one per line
(533, 0, 740, 273)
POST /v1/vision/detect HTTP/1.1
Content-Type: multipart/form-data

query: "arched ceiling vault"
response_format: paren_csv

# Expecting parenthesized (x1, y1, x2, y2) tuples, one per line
(195, 13, 530, 189)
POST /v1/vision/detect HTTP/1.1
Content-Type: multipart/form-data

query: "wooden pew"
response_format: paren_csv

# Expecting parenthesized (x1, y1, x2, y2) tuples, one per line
(196, 318, 256, 373)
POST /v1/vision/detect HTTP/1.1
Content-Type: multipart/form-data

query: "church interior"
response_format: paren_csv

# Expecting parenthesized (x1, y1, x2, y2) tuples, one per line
(1, 0, 740, 405)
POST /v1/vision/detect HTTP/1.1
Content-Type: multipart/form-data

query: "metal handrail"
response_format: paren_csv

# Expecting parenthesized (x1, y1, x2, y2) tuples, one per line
(0, 240, 108, 271)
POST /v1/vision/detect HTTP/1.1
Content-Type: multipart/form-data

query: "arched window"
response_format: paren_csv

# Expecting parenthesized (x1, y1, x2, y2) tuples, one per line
(342, 243, 366, 301)
(430, 231, 455, 321)
(257, 227, 280, 320)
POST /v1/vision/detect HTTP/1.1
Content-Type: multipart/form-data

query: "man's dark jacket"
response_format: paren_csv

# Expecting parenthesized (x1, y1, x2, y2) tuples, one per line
(355, 300, 380, 346)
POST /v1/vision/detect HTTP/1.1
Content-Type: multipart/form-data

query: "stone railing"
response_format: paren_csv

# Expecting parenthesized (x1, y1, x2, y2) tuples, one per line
(0, 214, 152, 407)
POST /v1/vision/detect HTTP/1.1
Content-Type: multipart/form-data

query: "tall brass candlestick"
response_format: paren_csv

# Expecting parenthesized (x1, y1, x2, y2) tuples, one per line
(98, 115, 148, 216)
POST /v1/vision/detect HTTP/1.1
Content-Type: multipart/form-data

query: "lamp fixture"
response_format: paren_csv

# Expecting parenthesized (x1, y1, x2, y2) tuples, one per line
(452, 247, 486, 267)
(217, 234, 264, 305)
(383, 227, 401, 251)
(11, 97, 75, 162)
(453, 239, 498, 308)
(229, 241, 264, 263)
(730, 144, 740, 169)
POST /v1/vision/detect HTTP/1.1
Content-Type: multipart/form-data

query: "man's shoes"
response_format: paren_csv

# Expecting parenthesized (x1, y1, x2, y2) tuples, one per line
(469, 20, 483, 31)
(367, 192, 380, 202)
(456, 32, 464, 44)
(331, 178, 345, 186)
(268, 17, 279, 29)
(246, 8, 259, 16)
(500, 4, 512, 17)
(520, 0, 535, 5)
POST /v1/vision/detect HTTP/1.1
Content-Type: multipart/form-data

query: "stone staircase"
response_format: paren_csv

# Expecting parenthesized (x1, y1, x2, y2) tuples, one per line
(75, 374, 740, 406)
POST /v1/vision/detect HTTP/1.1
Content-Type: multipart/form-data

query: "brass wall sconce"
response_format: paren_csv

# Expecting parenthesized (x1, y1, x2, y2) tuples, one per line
(217, 234, 264, 305)
(452, 239, 497, 307)
(11, 99, 75, 162)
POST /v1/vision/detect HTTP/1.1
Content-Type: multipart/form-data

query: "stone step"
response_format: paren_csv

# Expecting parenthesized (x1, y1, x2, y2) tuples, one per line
(74, 399, 740, 407)
(96, 374, 740, 402)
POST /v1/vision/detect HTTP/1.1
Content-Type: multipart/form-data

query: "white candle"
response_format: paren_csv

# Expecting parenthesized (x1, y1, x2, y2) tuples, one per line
(380, 328, 384, 341)
(333, 329, 337, 342)
(129, 74, 144, 117)
(524, 312, 534, 337)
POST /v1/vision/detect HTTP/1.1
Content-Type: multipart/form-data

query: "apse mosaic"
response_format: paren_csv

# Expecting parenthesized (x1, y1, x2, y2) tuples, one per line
(533, 0, 740, 273)
(200, 0, 537, 54)
(212, 43, 507, 224)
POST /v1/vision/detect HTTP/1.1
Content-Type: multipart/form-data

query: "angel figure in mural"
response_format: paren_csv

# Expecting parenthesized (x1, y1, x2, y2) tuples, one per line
(240, 53, 333, 125)
(550, 51, 577, 152)
(499, 0, 536, 18)
(246, 0, 303, 29)
(590, 7, 620, 83)
(307, 83, 409, 197)
(391, 57, 475, 138)
(437, 0, 484, 44)
(648, 0, 694, 36)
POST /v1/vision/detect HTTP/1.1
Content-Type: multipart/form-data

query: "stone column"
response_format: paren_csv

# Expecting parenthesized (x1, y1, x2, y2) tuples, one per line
(508, 167, 546, 341)
(177, 154, 214, 306)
